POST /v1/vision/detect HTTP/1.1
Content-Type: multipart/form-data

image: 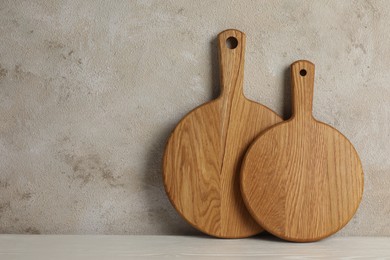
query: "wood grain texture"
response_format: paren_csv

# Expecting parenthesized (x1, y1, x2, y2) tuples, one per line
(241, 60, 364, 242)
(162, 29, 282, 238)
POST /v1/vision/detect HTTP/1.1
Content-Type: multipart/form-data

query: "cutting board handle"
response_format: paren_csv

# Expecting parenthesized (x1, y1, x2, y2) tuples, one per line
(218, 29, 246, 99)
(291, 60, 315, 120)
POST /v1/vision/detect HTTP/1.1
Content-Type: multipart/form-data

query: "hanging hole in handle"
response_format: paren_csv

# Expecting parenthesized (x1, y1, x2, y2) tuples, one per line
(226, 37, 238, 49)
(300, 69, 307, 76)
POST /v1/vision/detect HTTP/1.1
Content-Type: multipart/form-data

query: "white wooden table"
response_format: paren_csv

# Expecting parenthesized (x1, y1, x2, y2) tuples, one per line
(0, 235, 389, 259)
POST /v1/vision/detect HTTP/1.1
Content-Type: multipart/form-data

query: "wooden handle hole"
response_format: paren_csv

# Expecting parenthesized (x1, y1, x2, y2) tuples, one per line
(226, 37, 238, 49)
(300, 69, 307, 76)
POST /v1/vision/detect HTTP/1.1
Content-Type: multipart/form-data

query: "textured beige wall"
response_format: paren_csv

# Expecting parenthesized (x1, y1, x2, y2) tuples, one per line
(0, 0, 389, 235)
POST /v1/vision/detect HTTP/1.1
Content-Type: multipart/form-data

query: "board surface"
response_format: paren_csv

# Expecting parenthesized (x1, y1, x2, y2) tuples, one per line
(163, 29, 282, 238)
(240, 60, 364, 242)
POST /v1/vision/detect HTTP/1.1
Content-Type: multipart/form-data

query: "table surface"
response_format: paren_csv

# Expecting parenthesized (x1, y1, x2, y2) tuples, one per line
(0, 235, 389, 259)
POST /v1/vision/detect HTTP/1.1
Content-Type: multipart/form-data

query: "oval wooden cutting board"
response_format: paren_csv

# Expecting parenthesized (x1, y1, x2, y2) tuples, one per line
(240, 60, 364, 242)
(163, 29, 282, 238)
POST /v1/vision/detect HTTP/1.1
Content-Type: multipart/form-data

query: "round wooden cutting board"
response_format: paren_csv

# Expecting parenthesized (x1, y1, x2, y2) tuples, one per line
(163, 29, 282, 238)
(240, 60, 364, 242)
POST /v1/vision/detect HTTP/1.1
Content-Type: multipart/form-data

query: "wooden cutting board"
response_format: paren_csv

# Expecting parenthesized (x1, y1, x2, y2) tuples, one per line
(240, 60, 364, 242)
(163, 29, 282, 238)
